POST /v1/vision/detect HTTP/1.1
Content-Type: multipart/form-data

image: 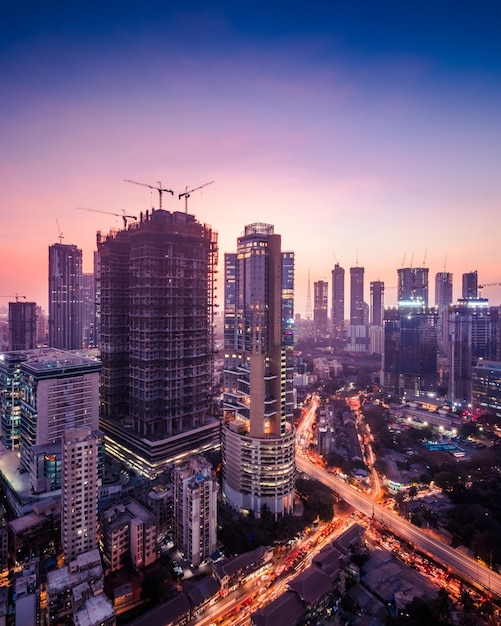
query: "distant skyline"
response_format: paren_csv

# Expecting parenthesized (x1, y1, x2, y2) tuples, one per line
(2, 1, 501, 316)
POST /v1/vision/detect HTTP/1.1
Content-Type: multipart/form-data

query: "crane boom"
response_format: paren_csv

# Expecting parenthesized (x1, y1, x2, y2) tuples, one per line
(478, 283, 501, 297)
(0, 294, 26, 302)
(77, 207, 137, 228)
(124, 179, 174, 209)
(179, 180, 214, 213)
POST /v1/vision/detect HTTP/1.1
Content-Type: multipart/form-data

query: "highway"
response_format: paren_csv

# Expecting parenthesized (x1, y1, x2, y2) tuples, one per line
(296, 455, 501, 598)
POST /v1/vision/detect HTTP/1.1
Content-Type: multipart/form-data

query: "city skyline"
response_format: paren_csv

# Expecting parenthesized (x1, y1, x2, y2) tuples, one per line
(2, 1, 501, 316)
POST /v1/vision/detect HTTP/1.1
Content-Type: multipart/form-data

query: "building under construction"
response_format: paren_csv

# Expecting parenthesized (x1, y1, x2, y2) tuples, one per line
(97, 208, 219, 477)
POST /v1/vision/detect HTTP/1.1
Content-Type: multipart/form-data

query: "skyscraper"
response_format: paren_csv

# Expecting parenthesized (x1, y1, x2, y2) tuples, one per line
(222, 223, 295, 519)
(82, 272, 96, 348)
(8, 300, 37, 350)
(462, 271, 478, 299)
(383, 304, 439, 397)
(313, 280, 328, 335)
(331, 263, 345, 341)
(61, 427, 99, 563)
(397, 267, 429, 306)
(435, 272, 453, 309)
(97, 209, 219, 477)
(48, 243, 83, 350)
(350, 266, 365, 325)
(370, 281, 384, 327)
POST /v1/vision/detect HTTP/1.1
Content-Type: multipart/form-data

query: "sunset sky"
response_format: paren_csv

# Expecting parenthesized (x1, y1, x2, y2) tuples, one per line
(1, 1, 501, 316)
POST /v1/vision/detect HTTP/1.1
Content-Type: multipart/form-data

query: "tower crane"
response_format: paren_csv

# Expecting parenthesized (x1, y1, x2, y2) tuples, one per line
(124, 179, 174, 209)
(56, 219, 64, 243)
(179, 180, 214, 213)
(77, 207, 137, 228)
(0, 294, 26, 302)
(478, 283, 501, 297)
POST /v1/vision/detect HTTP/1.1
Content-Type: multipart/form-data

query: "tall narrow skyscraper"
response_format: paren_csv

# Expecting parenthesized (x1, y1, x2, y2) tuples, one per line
(435, 272, 453, 309)
(397, 267, 429, 306)
(370, 281, 384, 327)
(48, 243, 83, 350)
(97, 209, 219, 477)
(462, 271, 478, 299)
(331, 263, 345, 336)
(313, 280, 328, 335)
(222, 223, 295, 519)
(350, 266, 365, 325)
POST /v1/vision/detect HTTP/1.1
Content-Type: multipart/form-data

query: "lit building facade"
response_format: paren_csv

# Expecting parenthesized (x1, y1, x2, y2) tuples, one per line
(222, 223, 295, 519)
(173, 455, 218, 566)
(61, 427, 100, 563)
(350, 266, 365, 325)
(397, 267, 429, 306)
(447, 298, 493, 406)
(48, 243, 83, 350)
(382, 304, 439, 397)
(0, 348, 102, 493)
(8, 301, 37, 351)
(472, 359, 501, 420)
(97, 209, 219, 477)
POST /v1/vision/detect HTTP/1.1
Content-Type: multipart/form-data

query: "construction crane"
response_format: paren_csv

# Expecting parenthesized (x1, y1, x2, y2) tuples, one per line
(124, 179, 174, 209)
(77, 207, 137, 229)
(478, 283, 501, 297)
(179, 180, 214, 213)
(55, 219, 64, 243)
(0, 294, 26, 302)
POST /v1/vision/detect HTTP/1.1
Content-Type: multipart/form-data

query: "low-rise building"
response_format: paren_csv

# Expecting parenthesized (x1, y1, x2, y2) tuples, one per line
(212, 545, 273, 592)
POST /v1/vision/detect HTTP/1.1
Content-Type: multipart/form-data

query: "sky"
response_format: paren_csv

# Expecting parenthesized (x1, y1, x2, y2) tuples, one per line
(1, 0, 501, 317)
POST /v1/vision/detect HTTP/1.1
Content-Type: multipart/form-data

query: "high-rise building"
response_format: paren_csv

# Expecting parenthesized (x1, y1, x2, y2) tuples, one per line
(61, 427, 100, 563)
(8, 301, 37, 350)
(313, 280, 328, 336)
(97, 209, 219, 478)
(0, 348, 102, 492)
(82, 272, 96, 348)
(48, 243, 83, 350)
(472, 359, 501, 420)
(435, 272, 453, 352)
(462, 271, 478, 299)
(331, 263, 345, 336)
(447, 298, 493, 406)
(397, 267, 429, 306)
(382, 304, 439, 397)
(350, 266, 365, 325)
(173, 456, 218, 566)
(222, 223, 295, 519)
(370, 281, 384, 327)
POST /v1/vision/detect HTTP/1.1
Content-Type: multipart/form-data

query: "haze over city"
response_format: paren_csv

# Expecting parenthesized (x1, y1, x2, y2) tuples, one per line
(1, 0, 501, 314)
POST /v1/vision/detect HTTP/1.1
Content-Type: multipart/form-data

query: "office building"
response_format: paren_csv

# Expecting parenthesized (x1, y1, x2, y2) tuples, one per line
(48, 243, 83, 350)
(8, 301, 36, 350)
(313, 280, 328, 336)
(447, 298, 493, 406)
(397, 266, 429, 306)
(173, 455, 218, 566)
(382, 304, 439, 397)
(0, 351, 24, 450)
(350, 266, 365, 325)
(331, 263, 345, 336)
(61, 427, 100, 563)
(222, 223, 295, 519)
(462, 271, 478, 299)
(97, 209, 219, 478)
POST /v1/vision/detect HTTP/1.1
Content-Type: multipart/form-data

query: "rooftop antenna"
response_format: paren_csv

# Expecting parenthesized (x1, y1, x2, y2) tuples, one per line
(443, 252, 448, 273)
(332, 250, 339, 265)
(401, 252, 406, 268)
(422, 247, 427, 267)
(410, 250, 414, 268)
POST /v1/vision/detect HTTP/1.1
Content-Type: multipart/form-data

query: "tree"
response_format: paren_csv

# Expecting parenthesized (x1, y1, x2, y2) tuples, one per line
(433, 471, 459, 492)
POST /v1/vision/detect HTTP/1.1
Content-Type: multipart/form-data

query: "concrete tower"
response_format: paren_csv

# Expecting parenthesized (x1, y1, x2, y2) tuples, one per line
(331, 263, 345, 336)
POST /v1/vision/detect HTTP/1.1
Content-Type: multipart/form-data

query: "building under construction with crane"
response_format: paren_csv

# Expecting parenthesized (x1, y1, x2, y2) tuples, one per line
(96, 207, 219, 478)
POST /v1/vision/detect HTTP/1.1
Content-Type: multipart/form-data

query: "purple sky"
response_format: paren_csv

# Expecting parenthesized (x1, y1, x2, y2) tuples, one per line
(1, 1, 501, 316)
